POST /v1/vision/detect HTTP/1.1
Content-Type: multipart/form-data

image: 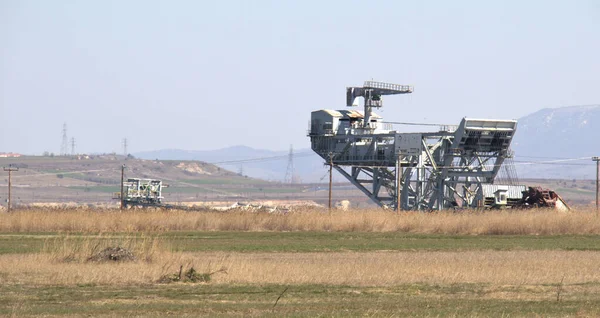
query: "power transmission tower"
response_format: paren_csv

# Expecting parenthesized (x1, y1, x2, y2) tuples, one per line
(122, 138, 128, 157)
(70, 138, 76, 155)
(284, 145, 295, 184)
(60, 123, 68, 156)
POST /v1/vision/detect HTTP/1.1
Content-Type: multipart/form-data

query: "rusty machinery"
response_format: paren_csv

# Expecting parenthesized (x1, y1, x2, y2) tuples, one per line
(516, 186, 570, 211)
(472, 184, 570, 211)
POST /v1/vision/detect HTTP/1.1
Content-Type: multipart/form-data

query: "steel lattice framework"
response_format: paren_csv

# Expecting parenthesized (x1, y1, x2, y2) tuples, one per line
(308, 81, 517, 210)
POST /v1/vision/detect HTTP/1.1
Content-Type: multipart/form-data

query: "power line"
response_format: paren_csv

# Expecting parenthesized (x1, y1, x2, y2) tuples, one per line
(11, 152, 318, 179)
(10, 154, 591, 181)
(210, 151, 314, 165)
(339, 156, 594, 170)
(515, 155, 585, 160)
(382, 121, 452, 127)
(210, 151, 595, 169)
(475, 157, 592, 168)
(513, 160, 594, 166)
(12, 168, 118, 179)
(209, 154, 597, 169)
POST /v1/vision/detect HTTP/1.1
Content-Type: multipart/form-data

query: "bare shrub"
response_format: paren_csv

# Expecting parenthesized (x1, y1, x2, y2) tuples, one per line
(87, 247, 136, 263)
(42, 234, 165, 263)
(157, 265, 227, 283)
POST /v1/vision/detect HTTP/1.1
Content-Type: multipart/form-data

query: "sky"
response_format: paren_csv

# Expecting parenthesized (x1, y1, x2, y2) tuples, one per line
(1, 0, 599, 155)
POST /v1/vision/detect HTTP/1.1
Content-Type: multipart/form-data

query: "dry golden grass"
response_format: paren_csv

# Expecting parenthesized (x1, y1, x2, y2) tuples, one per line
(1, 250, 599, 287)
(42, 234, 165, 263)
(2, 207, 600, 234)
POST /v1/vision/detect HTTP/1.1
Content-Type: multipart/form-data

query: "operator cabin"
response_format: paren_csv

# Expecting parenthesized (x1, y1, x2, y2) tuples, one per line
(310, 109, 387, 136)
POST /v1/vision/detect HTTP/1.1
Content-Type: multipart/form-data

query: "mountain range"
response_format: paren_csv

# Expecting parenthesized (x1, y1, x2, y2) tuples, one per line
(135, 105, 600, 182)
(511, 105, 599, 180)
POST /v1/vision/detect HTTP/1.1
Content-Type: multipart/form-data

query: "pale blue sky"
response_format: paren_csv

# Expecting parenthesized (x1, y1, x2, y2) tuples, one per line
(1, 0, 599, 154)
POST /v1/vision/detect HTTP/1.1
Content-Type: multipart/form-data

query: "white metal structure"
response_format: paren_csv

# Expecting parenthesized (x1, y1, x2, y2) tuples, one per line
(308, 81, 518, 210)
(122, 178, 164, 207)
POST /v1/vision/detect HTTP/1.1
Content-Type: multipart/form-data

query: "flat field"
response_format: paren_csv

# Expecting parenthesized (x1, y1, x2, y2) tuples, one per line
(1, 208, 600, 317)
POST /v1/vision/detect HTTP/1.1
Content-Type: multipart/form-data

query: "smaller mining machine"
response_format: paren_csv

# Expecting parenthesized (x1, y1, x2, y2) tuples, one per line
(114, 178, 165, 208)
(308, 80, 518, 210)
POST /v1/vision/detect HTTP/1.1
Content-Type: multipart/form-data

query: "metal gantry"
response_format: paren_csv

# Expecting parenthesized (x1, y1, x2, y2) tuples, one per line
(308, 81, 518, 210)
(114, 178, 165, 208)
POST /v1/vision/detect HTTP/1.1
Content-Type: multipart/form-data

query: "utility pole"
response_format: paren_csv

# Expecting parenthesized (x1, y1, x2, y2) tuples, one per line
(120, 164, 125, 210)
(593, 157, 600, 214)
(328, 152, 334, 211)
(396, 154, 402, 212)
(3, 165, 19, 212)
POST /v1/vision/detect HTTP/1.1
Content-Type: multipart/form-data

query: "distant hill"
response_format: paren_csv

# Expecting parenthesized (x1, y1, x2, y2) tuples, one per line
(511, 105, 600, 180)
(136, 146, 277, 162)
(135, 146, 329, 183)
(0, 154, 277, 205)
(0, 154, 240, 188)
(135, 105, 600, 182)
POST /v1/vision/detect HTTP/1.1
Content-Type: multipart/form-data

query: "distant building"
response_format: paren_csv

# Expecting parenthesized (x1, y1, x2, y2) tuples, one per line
(0, 153, 22, 158)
